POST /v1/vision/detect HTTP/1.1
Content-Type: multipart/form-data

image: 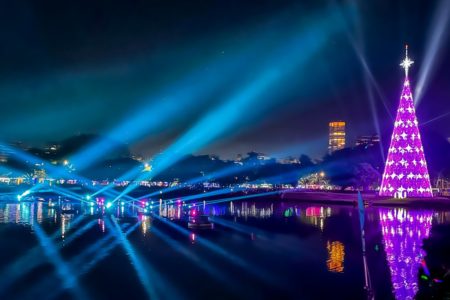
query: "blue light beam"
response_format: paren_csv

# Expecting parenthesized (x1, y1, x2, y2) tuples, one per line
(415, 0, 450, 107)
(114, 7, 348, 200)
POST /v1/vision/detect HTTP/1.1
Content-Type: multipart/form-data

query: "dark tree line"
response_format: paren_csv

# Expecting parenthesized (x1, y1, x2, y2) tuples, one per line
(1, 129, 449, 188)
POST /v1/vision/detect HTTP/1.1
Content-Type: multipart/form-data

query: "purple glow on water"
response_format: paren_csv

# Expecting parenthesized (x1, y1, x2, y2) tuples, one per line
(379, 208, 433, 300)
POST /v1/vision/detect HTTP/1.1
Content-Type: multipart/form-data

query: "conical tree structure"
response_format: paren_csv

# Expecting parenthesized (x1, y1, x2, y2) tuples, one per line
(379, 46, 433, 198)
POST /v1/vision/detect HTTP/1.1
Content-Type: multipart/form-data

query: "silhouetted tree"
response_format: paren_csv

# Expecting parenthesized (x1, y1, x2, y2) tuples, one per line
(299, 154, 314, 168)
(353, 163, 380, 191)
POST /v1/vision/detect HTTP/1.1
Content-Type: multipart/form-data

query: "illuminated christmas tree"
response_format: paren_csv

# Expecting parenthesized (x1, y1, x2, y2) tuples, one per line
(379, 46, 433, 198)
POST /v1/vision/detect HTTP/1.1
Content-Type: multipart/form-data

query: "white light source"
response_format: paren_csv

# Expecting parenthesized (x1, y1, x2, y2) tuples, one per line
(400, 45, 414, 76)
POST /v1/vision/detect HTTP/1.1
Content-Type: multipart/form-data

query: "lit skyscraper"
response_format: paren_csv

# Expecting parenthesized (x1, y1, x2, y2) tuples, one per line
(328, 121, 346, 154)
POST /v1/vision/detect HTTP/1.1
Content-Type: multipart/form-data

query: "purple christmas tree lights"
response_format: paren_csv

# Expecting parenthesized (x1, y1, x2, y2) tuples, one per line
(379, 208, 433, 299)
(379, 46, 433, 198)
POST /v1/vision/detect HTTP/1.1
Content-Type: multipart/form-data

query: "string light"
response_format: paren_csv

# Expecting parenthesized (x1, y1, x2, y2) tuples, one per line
(379, 46, 433, 198)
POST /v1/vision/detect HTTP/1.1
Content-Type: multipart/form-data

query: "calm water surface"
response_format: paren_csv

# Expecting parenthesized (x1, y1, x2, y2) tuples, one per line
(0, 198, 448, 300)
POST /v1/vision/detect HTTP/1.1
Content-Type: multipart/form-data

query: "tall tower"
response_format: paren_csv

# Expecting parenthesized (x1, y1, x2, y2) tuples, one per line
(379, 45, 433, 198)
(328, 121, 346, 154)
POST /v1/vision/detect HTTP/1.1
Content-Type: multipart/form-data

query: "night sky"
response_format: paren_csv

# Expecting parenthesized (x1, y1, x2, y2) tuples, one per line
(0, 0, 449, 159)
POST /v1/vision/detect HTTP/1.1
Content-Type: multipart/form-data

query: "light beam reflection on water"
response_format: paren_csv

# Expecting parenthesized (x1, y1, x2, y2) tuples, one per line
(0, 199, 448, 299)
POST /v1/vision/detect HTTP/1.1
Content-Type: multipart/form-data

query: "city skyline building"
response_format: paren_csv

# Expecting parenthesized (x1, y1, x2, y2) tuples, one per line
(328, 121, 346, 154)
(379, 46, 433, 198)
(355, 135, 380, 148)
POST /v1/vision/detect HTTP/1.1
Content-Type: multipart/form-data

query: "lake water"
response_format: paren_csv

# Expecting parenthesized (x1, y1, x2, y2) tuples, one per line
(0, 198, 448, 300)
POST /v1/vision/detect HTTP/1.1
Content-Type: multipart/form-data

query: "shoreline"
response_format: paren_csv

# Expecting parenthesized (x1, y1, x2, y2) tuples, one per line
(281, 191, 450, 208)
(1, 187, 450, 209)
